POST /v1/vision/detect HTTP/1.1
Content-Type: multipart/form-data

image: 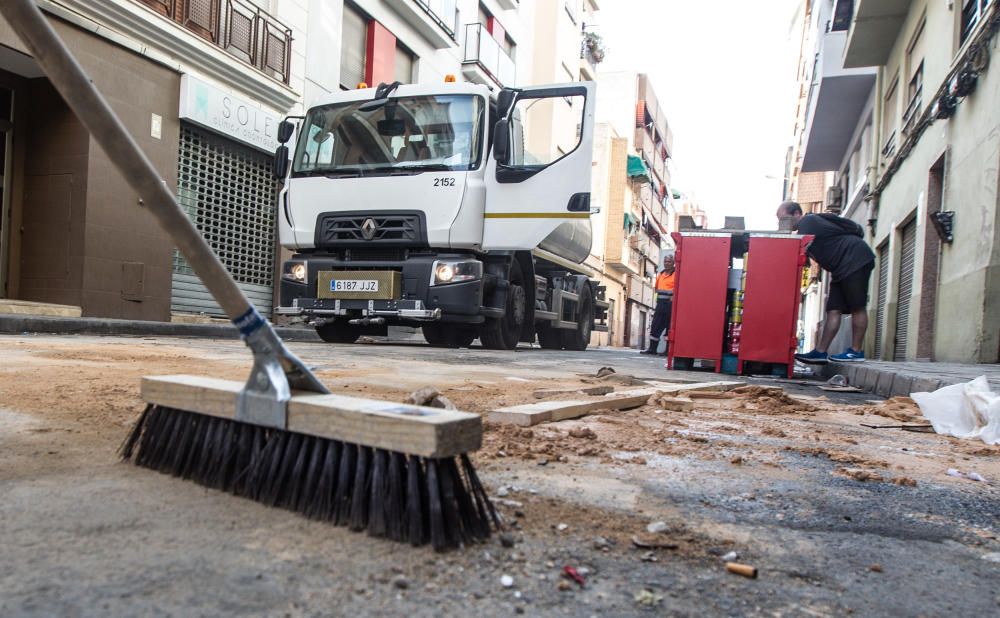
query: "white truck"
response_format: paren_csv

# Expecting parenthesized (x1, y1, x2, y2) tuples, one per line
(272, 80, 608, 351)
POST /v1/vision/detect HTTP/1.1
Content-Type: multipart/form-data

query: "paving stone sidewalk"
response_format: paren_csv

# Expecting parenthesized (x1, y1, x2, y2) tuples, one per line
(821, 359, 1000, 398)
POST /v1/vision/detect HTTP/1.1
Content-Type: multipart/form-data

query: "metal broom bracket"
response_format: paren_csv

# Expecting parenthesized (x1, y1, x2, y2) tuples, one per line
(0, 0, 330, 431)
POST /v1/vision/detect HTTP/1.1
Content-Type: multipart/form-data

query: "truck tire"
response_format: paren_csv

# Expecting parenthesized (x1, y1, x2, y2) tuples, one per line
(561, 283, 593, 351)
(423, 324, 477, 348)
(315, 320, 362, 344)
(480, 263, 525, 351)
(536, 325, 563, 350)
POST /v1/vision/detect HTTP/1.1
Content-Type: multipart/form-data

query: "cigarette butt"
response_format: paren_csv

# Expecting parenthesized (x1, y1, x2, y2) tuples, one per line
(726, 562, 758, 578)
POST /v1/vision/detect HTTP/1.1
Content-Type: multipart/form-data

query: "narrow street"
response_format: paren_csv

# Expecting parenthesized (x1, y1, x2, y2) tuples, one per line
(1, 335, 997, 616)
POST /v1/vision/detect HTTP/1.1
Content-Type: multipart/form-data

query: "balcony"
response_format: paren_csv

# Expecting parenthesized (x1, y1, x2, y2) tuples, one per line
(844, 0, 914, 68)
(462, 24, 516, 88)
(133, 0, 292, 84)
(800, 27, 877, 172)
(497, 0, 519, 9)
(389, 0, 459, 49)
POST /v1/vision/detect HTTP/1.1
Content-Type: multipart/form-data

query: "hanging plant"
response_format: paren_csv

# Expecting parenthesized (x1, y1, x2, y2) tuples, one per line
(583, 32, 606, 64)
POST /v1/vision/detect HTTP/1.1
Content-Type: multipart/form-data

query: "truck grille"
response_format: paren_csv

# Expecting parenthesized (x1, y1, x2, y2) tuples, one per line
(315, 212, 426, 247)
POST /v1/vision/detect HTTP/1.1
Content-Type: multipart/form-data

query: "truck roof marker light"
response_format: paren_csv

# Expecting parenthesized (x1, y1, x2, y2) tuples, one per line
(444, 74, 457, 83)
(356, 82, 368, 89)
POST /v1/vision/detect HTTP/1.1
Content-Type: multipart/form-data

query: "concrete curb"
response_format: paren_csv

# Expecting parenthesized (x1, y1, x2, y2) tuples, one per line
(0, 314, 322, 342)
(819, 361, 994, 398)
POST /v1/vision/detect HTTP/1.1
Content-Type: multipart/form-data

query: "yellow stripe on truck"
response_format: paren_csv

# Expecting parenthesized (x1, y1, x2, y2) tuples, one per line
(484, 213, 590, 219)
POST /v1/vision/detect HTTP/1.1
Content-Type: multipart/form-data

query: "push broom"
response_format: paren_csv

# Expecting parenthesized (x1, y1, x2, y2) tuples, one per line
(1, 0, 497, 550)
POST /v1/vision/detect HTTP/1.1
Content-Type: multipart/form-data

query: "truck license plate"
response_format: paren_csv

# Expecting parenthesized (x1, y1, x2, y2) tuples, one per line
(330, 279, 378, 293)
(317, 270, 400, 300)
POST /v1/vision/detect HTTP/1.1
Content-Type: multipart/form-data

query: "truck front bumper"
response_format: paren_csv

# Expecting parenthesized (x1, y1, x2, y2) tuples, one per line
(279, 254, 487, 324)
(276, 298, 443, 321)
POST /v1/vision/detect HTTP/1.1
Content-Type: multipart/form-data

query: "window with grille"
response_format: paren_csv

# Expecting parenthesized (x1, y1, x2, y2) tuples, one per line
(962, 0, 993, 45)
(172, 124, 277, 315)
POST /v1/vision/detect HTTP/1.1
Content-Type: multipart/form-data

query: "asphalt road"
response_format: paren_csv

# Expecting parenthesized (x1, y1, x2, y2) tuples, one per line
(0, 334, 997, 616)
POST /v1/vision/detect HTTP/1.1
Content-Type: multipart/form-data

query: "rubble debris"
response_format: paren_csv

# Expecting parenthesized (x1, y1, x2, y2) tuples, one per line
(500, 533, 516, 548)
(593, 536, 612, 551)
(500, 575, 514, 588)
(647, 394, 694, 411)
(562, 565, 586, 588)
(646, 521, 669, 534)
(870, 564, 883, 573)
(534, 386, 614, 398)
(836, 467, 885, 482)
(721, 551, 739, 562)
(634, 589, 664, 607)
(631, 535, 679, 550)
(404, 387, 456, 409)
(392, 576, 410, 589)
(568, 427, 598, 440)
(946, 469, 986, 482)
(725, 562, 758, 579)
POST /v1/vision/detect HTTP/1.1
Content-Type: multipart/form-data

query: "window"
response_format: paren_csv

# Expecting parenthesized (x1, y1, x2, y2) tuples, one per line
(341, 4, 367, 89)
(395, 44, 415, 83)
(903, 62, 923, 135)
(961, 0, 993, 45)
(882, 74, 899, 157)
(292, 95, 486, 175)
(504, 94, 585, 166)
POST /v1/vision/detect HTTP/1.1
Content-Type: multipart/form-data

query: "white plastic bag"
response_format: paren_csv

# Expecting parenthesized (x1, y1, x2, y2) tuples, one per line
(911, 376, 1000, 445)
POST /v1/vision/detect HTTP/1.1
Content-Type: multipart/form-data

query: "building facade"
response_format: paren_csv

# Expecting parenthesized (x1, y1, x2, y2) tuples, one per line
(797, 0, 1000, 363)
(588, 71, 675, 348)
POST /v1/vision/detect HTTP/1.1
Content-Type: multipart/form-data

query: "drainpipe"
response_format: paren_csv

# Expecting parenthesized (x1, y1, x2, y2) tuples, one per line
(864, 66, 884, 359)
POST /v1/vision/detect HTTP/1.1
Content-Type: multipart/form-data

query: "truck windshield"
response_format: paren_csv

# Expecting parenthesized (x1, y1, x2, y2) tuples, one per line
(292, 94, 485, 177)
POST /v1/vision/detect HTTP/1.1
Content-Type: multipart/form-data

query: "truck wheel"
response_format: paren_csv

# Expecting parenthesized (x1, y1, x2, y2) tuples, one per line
(315, 320, 362, 344)
(561, 284, 593, 351)
(423, 324, 477, 348)
(480, 264, 526, 351)
(536, 325, 563, 350)
(422, 323, 448, 346)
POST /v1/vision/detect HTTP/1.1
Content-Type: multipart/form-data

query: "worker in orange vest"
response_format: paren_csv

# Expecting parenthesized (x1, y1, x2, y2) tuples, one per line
(641, 253, 676, 355)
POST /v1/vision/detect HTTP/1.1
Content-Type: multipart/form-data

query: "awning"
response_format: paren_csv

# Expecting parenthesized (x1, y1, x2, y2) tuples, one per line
(623, 212, 639, 230)
(626, 154, 649, 180)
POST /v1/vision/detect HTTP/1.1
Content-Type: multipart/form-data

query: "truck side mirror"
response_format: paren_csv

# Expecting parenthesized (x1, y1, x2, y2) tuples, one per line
(497, 89, 517, 118)
(273, 144, 290, 179)
(277, 120, 295, 144)
(492, 120, 509, 164)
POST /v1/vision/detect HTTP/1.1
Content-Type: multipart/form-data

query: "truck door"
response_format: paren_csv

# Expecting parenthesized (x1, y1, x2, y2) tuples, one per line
(482, 82, 595, 253)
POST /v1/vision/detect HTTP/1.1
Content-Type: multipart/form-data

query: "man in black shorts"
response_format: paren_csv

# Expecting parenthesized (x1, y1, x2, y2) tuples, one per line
(777, 201, 875, 364)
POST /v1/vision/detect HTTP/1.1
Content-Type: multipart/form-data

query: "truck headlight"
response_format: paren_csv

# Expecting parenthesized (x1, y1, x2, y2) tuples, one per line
(283, 262, 307, 282)
(431, 259, 482, 286)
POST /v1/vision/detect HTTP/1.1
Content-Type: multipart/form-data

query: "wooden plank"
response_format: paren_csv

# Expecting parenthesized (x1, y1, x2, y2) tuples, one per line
(140, 375, 481, 458)
(532, 385, 615, 399)
(490, 380, 743, 426)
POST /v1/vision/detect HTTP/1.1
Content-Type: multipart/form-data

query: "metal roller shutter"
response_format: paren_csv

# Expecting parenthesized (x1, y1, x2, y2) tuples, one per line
(874, 243, 889, 359)
(341, 4, 367, 89)
(893, 220, 917, 360)
(171, 124, 277, 317)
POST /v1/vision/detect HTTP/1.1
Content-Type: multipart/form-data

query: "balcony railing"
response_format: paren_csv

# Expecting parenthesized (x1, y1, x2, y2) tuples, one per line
(413, 0, 459, 38)
(463, 24, 516, 87)
(134, 0, 292, 85)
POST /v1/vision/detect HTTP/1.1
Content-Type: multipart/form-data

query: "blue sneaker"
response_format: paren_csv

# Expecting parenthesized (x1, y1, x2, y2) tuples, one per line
(831, 348, 865, 362)
(794, 349, 829, 365)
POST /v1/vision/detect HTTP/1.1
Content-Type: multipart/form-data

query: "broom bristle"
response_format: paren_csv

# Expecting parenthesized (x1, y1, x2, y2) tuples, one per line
(120, 404, 498, 551)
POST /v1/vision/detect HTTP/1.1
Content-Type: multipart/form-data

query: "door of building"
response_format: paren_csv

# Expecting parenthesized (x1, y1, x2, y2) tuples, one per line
(171, 123, 278, 317)
(0, 86, 12, 298)
(874, 242, 889, 359)
(894, 220, 917, 360)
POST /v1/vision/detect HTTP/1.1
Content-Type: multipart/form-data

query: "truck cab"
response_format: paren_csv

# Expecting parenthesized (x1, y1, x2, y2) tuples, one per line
(274, 80, 607, 350)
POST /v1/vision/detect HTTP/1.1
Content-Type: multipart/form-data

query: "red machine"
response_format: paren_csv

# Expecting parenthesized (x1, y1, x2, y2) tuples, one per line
(666, 233, 732, 373)
(667, 231, 811, 378)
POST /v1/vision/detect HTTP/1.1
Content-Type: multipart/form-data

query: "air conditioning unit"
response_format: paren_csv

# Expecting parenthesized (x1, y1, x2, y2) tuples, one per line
(826, 185, 843, 210)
